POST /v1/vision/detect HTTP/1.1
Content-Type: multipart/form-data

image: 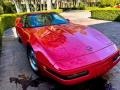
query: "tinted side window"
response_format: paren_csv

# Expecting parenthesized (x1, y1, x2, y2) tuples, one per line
(22, 14, 45, 28)
(22, 15, 31, 28)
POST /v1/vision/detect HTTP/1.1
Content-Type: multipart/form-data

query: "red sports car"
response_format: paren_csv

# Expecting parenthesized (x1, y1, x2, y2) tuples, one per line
(15, 12, 120, 85)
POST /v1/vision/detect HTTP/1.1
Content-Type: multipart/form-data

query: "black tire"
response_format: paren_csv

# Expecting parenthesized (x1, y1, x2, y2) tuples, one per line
(16, 32, 22, 43)
(18, 37, 22, 43)
(27, 47, 39, 74)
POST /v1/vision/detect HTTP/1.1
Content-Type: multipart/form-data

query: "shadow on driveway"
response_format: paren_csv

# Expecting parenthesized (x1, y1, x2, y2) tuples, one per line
(9, 74, 112, 90)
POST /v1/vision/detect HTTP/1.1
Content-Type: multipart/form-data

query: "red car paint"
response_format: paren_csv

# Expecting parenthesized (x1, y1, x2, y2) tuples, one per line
(15, 12, 120, 85)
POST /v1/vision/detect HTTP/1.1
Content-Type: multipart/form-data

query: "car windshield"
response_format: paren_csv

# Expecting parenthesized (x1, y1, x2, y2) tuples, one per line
(24, 13, 68, 28)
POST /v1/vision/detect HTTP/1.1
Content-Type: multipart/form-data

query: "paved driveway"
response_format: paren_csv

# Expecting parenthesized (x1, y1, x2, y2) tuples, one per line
(1, 10, 120, 90)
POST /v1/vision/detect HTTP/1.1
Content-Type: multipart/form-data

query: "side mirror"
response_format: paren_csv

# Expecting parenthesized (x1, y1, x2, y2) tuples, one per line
(15, 17, 24, 27)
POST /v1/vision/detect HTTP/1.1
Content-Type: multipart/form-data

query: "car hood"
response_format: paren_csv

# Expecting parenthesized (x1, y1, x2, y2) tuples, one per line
(31, 23, 114, 70)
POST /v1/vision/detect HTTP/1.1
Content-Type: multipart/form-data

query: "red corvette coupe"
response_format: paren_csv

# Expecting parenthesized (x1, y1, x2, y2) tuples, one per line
(15, 12, 120, 85)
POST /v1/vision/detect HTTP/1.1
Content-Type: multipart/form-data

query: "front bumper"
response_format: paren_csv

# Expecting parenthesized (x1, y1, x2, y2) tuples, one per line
(43, 51, 120, 85)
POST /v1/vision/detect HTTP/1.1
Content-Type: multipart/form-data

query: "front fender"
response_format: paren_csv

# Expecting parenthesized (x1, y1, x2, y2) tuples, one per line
(28, 36, 57, 71)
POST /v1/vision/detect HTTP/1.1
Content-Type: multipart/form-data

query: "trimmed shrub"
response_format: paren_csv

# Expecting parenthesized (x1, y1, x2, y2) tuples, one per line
(0, 14, 17, 54)
(100, 0, 119, 7)
(86, 7, 120, 10)
(91, 10, 120, 21)
(0, 14, 17, 32)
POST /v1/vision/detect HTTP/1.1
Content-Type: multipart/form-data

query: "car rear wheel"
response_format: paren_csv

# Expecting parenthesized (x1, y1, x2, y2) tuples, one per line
(27, 48, 39, 73)
(18, 37, 22, 43)
(17, 32, 22, 43)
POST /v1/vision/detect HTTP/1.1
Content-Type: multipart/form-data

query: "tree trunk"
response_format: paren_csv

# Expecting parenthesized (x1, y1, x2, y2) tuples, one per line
(12, 0, 21, 13)
(47, 0, 52, 10)
(24, 0, 30, 12)
(56, 0, 59, 9)
(73, 0, 77, 7)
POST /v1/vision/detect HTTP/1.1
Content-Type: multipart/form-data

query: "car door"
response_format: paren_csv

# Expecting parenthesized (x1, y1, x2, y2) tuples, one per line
(16, 15, 30, 45)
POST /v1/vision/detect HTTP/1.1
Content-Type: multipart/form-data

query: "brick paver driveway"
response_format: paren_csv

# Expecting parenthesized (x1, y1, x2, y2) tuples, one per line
(1, 10, 120, 90)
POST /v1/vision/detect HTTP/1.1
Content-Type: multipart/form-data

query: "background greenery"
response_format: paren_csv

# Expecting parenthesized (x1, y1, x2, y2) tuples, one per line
(86, 7, 120, 10)
(91, 10, 120, 21)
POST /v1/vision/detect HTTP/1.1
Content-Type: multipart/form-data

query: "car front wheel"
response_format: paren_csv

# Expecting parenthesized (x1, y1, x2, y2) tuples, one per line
(27, 48, 39, 73)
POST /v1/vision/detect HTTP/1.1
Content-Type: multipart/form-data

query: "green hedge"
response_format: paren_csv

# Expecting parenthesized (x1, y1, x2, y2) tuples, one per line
(0, 14, 17, 54)
(91, 10, 120, 21)
(86, 7, 120, 10)
(0, 14, 17, 35)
